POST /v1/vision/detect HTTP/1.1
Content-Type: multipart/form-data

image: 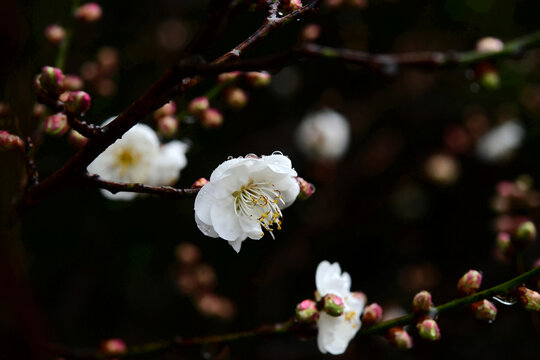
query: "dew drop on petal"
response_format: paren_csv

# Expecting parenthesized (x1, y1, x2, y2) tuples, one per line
(272, 151, 283, 156)
(227, 156, 233, 160)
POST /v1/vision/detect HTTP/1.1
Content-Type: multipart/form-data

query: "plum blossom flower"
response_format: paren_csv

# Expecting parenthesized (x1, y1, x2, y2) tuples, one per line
(316, 261, 365, 355)
(87, 122, 188, 200)
(194, 152, 300, 252)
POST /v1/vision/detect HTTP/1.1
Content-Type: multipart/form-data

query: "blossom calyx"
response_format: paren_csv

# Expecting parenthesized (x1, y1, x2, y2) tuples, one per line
(457, 270, 482, 296)
(64, 91, 91, 114)
(470, 299, 497, 321)
(412, 290, 433, 313)
(75, 2, 103, 22)
(296, 176, 315, 200)
(43, 113, 69, 136)
(361, 303, 383, 326)
(517, 287, 540, 312)
(321, 293, 345, 317)
(416, 318, 441, 341)
(515, 221, 536, 244)
(387, 327, 413, 350)
(0, 131, 25, 152)
(295, 299, 319, 324)
(39, 66, 65, 94)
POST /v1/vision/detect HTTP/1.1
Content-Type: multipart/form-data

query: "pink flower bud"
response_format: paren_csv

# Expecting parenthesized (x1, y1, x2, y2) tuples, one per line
(175, 243, 201, 265)
(282, 0, 302, 12)
(515, 221, 536, 244)
(295, 299, 319, 324)
(518, 287, 540, 312)
(245, 72, 271, 87)
(64, 91, 91, 114)
(44, 24, 65, 46)
(217, 71, 241, 83)
(75, 2, 103, 23)
(187, 97, 209, 116)
(200, 108, 223, 128)
(362, 303, 383, 326)
(43, 113, 69, 136)
(100, 338, 127, 355)
(322, 293, 344, 317)
(457, 270, 482, 296)
(39, 66, 65, 93)
(296, 176, 315, 200)
(474, 62, 500, 90)
(157, 115, 178, 138)
(192, 178, 209, 189)
(224, 87, 248, 109)
(0, 131, 25, 152)
(470, 299, 497, 321)
(416, 318, 441, 341)
(412, 290, 433, 313)
(67, 129, 88, 148)
(301, 24, 322, 41)
(154, 101, 177, 119)
(387, 327, 413, 350)
(62, 75, 84, 91)
(32, 103, 47, 119)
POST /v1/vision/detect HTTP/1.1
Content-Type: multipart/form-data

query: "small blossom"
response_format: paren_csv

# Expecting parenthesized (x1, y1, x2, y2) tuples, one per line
(412, 290, 433, 313)
(0, 131, 25, 152)
(296, 299, 319, 324)
(387, 327, 413, 350)
(470, 299, 497, 321)
(43, 113, 69, 136)
(282, 0, 303, 12)
(457, 270, 482, 296)
(187, 97, 209, 116)
(517, 287, 540, 312)
(361, 303, 383, 326)
(200, 108, 223, 128)
(64, 91, 92, 114)
(296, 176, 315, 200)
(154, 101, 176, 119)
(62, 75, 84, 91)
(302, 24, 322, 41)
(75, 2, 103, 22)
(39, 66, 64, 94)
(224, 87, 248, 109)
(194, 152, 300, 252)
(100, 339, 127, 355)
(245, 71, 271, 87)
(476, 37, 504, 53)
(315, 261, 365, 355)
(217, 71, 241, 83)
(157, 115, 178, 138)
(44, 24, 65, 46)
(416, 318, 441, 341)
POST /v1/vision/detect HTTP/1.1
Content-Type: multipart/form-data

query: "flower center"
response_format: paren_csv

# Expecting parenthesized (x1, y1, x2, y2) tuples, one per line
(115, 148, 141, 175)
(232, 179, 285, 236)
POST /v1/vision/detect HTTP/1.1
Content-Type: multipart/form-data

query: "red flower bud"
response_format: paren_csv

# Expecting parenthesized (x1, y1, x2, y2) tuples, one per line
(64, 91, 91, 114)
(295, 299, 319, 324)
(416, 318, 441, 341)
(457, 270, 482, 296)
(361, 303, 383, 326)
(412, 290, 433, 313)
(43, 113, 69, 136)
(387, 327, 413, 350)
(470, 299, 497, 321)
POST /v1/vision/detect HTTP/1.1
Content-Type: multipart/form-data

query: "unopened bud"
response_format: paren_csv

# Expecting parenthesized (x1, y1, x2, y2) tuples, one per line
(75, 2, 103, 23)
(200, 108, 223, 128)
(0, 131, 25, 152)
(68, 129, 88, 148)
(387, 327, 413, 350)
(217, 71, 241, 83)
(496, 232, 512, 254)
(64, 91, 91, 114)
(224, 87, 248, 109)
(322, 293, 344, 317)
(416, 318, 441, 341)
(43, 113, 69, 136)
(282, 0, 302, 12)
(44, 24, 65, 46)
(295, 299, 319, 324)
(39, 66, 65, 93)
(192, 178, 209, 189)
(457, 270, 482, 296)
(62, 75, 84, 91)
(412, 290, 433, 313)
(515, 221, 536, 244)
(296, 176, 315, 200)
(187, 97, 209, 116)
(32, 103, 47, 119)
(157, 115, 178, 138)
(301, 24, 322, 42)
(474, 62, 500, 90)
(476, 37, 504, 53)
(518, 287, 540, 312)
(470, 299, 497, 321)
(154, 101, 176, 119)
(352, 291, 367, 304)
(245, 71, 271, 87)
(100, 338, 127, 355)
(362, 303, 383, 326)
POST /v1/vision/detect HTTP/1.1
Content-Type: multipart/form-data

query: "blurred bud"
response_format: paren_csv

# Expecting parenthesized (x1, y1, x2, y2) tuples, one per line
(157, 115, 178, 138)
(217, 71, 241, 83)
(295, 299, 319, 324)
(362, 303, 383, 326)
(325, 0, 344, 8)
(43, 113, 69, 136)
(97, 47, 119, 75)
(457, 270, 482, 296)
(347, 0, 368, 8)
(282, 0, 302, 12)
(518, 287, 540, 312)
(0, 102, 11, 117)
(424, 153, 460, 186)
(44, 24, 65, 46)
(224, 87, 248, 109)
(412, 290, 433, 313)
(470, 299, 497, 321)
(188, 97, 209, 116)
(387, 327, 413, 350)
(64, 91, 91, 114)
(96, 78, 117, 97)
(352, 291, 367, 304)
(200, 108, 223, 128)
(81, 61, 100, 81)
(68, 129, 88, 148)
(416, 318, 441, 341)
(62, 75, 84, 91)
(196, 293, 236, 320)
(245, 72, 271, 87)
(0, 131, 25, 152)
(192, 178, 209, 189)
(515, 221, 536, 244)
(175, 243, 201, 265)
(322, 293, 344, 317)
(154, 101, 176, 119)
(296, 176, 315, 200)
(75, 2, 103, 22)
(195, 263, 217, 289)
(495, 232, 512, 258)
(100, 338, 127, 355)
(39, 66, 65, 93)
(474, 62, 500, 90)
(301, 24, 322, 42)
(32, 103, 47, 119)
(476, 37, 504, 53)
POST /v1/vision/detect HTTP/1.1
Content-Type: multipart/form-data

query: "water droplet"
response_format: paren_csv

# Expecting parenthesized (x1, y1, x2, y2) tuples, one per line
(278, 11, 283, 16)
(492, 295, 517, 306)
(272, 151, 283, 156)
(245, 153, 259, 159)
(227, 156, 233, 160)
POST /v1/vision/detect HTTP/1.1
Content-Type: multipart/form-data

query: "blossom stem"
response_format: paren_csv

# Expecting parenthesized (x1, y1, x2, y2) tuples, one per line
(55, 0, 80, 70)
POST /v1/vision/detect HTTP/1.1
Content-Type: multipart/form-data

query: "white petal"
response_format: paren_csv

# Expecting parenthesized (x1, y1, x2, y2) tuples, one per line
(210, 199, 245, 241)
(195, 213, 219, 238)
(210, 157, 255, 182)
(317, 312, 359, 355)
(147, 140, 188, 186)
(228, 239, 243, 253)
(100, 189, 138, 201)
(238, 215, 264, 239)
(315, 261, 351, 297)
(194, 183, 215, 225)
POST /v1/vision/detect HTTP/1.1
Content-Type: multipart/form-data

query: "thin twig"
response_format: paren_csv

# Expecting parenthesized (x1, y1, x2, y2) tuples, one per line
(83, 175, 199, 198)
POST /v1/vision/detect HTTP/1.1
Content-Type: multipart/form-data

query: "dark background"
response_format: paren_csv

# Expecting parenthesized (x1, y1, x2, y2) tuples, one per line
(1, 0, 540, 359)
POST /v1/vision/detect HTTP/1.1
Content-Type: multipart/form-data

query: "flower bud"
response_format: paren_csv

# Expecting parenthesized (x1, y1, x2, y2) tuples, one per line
(200, 108, 223, 128)
(0, 131, 25, 152)
(457, 270, 482, 296)
(68, 129, 88, 148)
(352, 291, 367, 304)
(245, 71, 271, 87)
(217, 71, 241, 83)
(62, 75, 84, 91)
(175, 242, 201, 265)
(44, 24, 65, 46)
(412, 290, 433, 313)
(157, 115, 178, 138)
(192, 178, 209, 189)
(39, 66, 65, 93)
(282, 0, 302, 12)
(224, 87, 248, 109)
(154, 101, 177, 119)
(64, 91, 91, 114)
(496, 232, 511, 254)
(517, 287, 540, 312)
(301, 24, 322, 42)
(296, 176, 315, 200)
(476, 37, 504, 53)
(75, 2, 103, 23)
(43, 113, 69, 136)
(470, 299, 497, 321)
(387, 327, 413, 350)
(361, 303, 383, 326)
(474, 62, 500, 90)
(295, 299, 319, 324)
(32, 103, 47, 119)
(322, 293, 344, 317)
(187, 97, 209, 116)
(416, 318, 441, 341)
(100, 338, 127, 355)
(515, 221, 536, 244)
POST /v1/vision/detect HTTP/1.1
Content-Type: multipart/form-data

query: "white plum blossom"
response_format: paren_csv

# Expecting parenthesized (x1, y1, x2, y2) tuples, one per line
(296, 108, 350, 161)
(87, 123, 188, 200)
(316, 261, 365, 355)
(194, 152, 300, 252)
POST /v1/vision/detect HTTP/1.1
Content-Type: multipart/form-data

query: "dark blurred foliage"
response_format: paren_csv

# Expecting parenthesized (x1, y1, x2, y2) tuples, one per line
(2, 0, 540, 359)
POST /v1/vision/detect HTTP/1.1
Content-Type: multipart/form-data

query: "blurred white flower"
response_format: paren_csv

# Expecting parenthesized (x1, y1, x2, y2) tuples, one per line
(475, 121, 524, 162)
(296, 108, 350, 161)
(194, 152, 300, 252)
(87, 123, 188, 200)
(316, 261, 365, 355)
